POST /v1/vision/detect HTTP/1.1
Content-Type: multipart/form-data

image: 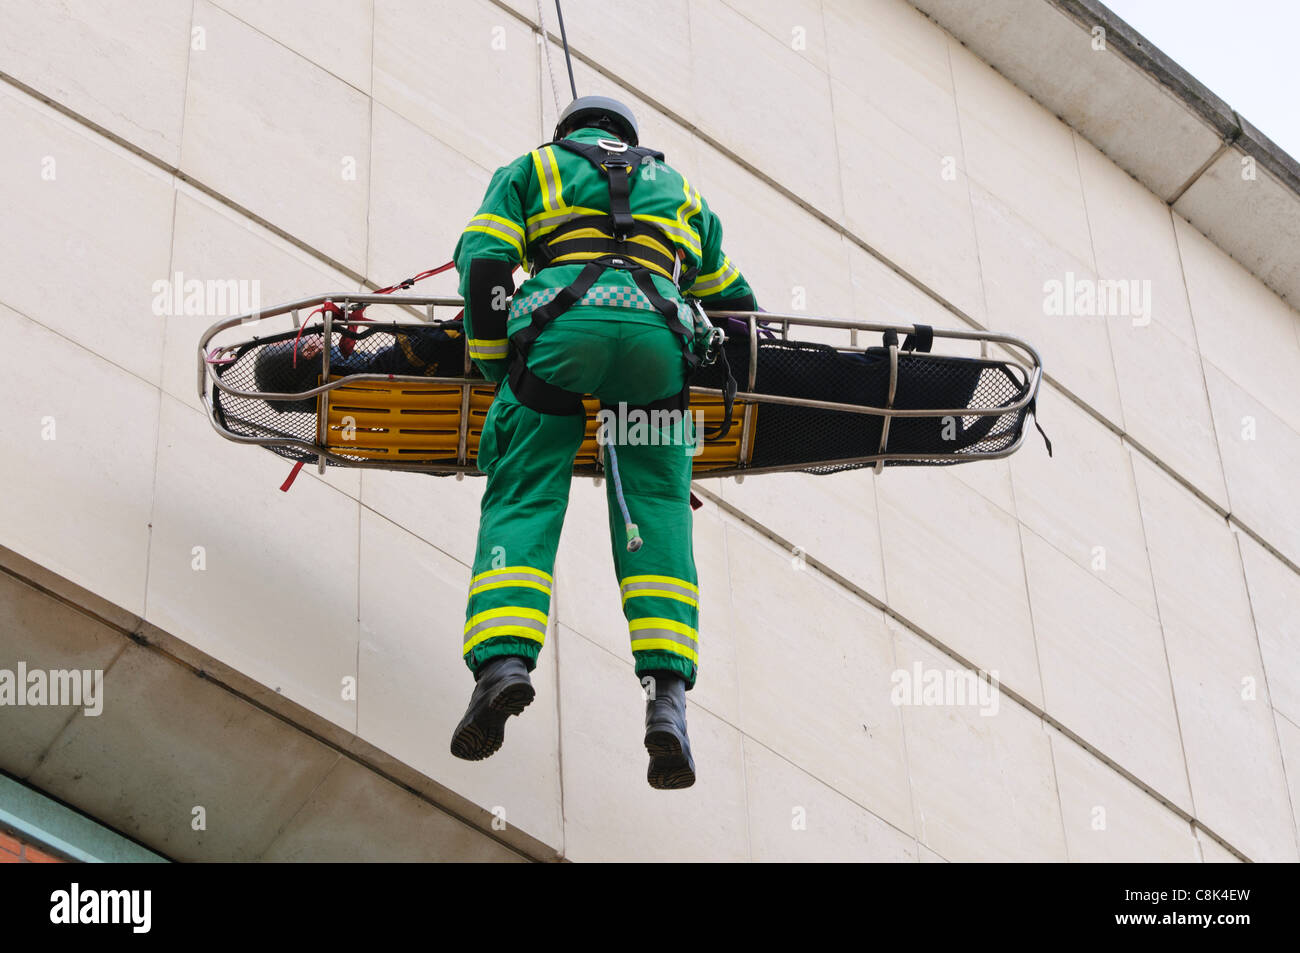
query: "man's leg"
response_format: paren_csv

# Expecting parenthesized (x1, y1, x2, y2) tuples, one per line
(605, 412, 700, 789)
(597, 324, 700, 788)
(605, 432, 699, 688)
(451, 378, 584, 760)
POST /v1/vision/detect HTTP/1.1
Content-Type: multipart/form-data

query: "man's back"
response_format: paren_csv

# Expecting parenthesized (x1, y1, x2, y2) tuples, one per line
(455, 125, 757, 382)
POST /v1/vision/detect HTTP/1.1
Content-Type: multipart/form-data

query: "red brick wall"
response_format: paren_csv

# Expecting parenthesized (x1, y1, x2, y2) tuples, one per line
(0, 828, 66, 863)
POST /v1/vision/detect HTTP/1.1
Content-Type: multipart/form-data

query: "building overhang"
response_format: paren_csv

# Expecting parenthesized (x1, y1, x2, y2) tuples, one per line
(910, 0, 1300, 308)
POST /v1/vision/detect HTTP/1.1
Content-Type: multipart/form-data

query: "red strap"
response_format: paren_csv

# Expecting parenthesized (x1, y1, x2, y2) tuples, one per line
(280, 261, 458, 492)
(280, 460, 306, 492)
(290, 261, 458, 365)
(339, 260, 458, 355)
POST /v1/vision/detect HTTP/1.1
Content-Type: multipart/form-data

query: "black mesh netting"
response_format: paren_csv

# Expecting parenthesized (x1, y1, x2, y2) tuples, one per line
(212, 322, 1031, 474)
(211, 320, 471, 467)
(690, 333, 1032, 473)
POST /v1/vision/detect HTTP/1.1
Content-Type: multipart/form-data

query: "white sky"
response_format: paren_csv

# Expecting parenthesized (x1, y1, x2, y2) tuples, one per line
(1102, 0, 1300, 159)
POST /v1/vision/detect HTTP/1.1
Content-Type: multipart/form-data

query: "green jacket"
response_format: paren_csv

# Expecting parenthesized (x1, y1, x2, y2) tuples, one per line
(453, 126, 757, 382)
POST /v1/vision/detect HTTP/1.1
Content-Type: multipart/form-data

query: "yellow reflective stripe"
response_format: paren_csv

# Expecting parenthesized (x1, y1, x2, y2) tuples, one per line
(629, 637, 699, 663)
(621, 573, 700, 608)
(638, 214, 701, 255)
(526, 205, 605, 240)
(629, 617, 699, 662)
(463, 606, 548, 653)
(548, 251, 673, 281)
(467, 338, 509, 359)
(545, 147, 564, 208)
(472, 566, 554, 584)
(464, 625, 547, 653)
(621, 574, 699, 593)
(396, 335, 429, 369)
(532, 146, 566, 213)
(622, 588, 698, 609)
(463, 224, 523, 257)
(675, 178, 702, 229)
(465, 606, 548, 630)
(523, 207, 697, 254)
(629, 617, 698, 640)
(674, 179, 703, 257)
(622, 233, 674, 258)
(470, 580, 550, 597)
(470, 579, 551, 597)
(549, 226, 616, 243)
(531, 150, 554, 211)
(690, 257, 740, 297)
(469, 213, 524, 237)
(545, 226, 674, 266)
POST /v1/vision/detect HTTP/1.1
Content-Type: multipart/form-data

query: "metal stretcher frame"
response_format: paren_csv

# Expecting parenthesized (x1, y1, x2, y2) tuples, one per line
(197, 293, 1044, 478)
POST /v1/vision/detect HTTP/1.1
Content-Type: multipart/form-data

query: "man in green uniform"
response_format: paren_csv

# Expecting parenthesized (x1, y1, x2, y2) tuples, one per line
(449, 96, 756, 789)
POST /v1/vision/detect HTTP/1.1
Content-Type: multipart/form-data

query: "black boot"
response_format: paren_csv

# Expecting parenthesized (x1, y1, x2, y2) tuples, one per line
(450, 656, 535, 761)
(643, 672, 696, 789)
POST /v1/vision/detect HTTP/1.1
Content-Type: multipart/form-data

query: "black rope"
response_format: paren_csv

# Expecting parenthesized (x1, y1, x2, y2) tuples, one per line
(554, 0, 578, 100)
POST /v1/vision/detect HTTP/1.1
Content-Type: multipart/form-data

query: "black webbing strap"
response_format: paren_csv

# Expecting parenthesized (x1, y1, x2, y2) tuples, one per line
(532, 225, 677, 279)
(603, 156, 635, 237)
(629, 267, 697, 364)
(511, 259, 605, 358)
(703, 340, 737, 441)
(631, 265, 735, 438)
(508, 360, 585, 416)
(506, 258, 698, 420)
(548, 140, 666, 242)
(1028, 396, 1053, 457)
(903, 324, 933, 352)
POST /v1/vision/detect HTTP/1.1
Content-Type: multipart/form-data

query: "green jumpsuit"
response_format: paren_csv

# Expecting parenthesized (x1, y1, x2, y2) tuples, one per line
(454, 126, 756, 690)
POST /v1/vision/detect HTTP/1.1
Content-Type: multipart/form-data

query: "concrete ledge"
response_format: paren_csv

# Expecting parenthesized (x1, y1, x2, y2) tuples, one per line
(1050, 0, 1238, 141)
(910, 0, 1300, 308)
(0, 543, 555, 862)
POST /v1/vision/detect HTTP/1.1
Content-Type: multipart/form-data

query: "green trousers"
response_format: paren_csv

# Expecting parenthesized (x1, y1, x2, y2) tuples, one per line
(462, 312, 701, 688)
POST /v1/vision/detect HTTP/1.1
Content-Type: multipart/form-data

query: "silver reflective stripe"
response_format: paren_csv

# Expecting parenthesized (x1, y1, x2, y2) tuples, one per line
(536, 148, 562, 210)
(631, 626, 698, 647)
(471, 571, 551, 591)
(467, 339, 510, 358)
(656, 219, 700, 252)
(620, 579, 699, 604)
(470, 566, 553, 584)
(464, 614, 547, 643)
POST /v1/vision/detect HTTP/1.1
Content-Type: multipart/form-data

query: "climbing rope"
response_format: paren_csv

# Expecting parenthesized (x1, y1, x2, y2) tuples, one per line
(553, 0, 579, 100)
(535, 0, 563, 119)
(604, 441, 643, 552)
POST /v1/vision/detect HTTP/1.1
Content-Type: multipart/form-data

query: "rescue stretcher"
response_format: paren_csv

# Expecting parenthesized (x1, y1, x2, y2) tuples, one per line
(197, 293, 1046, 480)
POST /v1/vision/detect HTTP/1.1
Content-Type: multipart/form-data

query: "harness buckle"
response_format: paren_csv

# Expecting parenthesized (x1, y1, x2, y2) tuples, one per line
(701, 327, 725, 366)
(690, 299, 726, 366)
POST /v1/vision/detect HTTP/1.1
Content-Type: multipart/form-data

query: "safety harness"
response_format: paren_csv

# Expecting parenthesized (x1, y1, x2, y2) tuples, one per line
(506, 136, 719, 427)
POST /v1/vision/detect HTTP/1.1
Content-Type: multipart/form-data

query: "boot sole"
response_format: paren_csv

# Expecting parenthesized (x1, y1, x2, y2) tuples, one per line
(450, 680, 535, 762)
(645, 728, 696, 789)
